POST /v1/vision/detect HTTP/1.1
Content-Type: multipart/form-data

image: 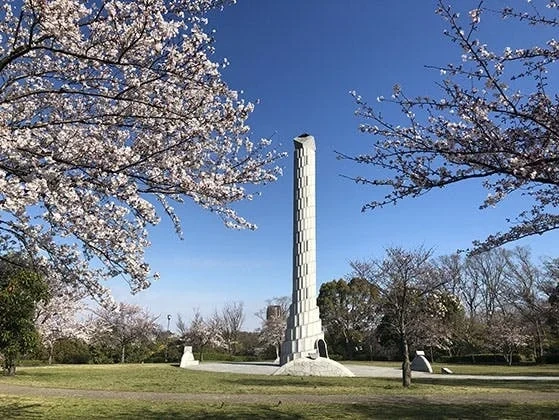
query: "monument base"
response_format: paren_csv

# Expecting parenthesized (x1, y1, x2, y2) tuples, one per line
(273, 357, 354, 377)
(180, 360, 199, 367)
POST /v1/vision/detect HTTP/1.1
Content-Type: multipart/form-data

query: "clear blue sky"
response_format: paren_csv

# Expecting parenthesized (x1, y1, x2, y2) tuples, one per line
(112, 0, 559, 330)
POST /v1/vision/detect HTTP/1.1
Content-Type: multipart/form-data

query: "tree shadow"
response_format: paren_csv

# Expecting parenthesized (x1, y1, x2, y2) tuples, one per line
(104, 405, 304, 419)
(221, 376, 354, 389)
(0, 401, 43, 419)
(78, 401, 559, 419)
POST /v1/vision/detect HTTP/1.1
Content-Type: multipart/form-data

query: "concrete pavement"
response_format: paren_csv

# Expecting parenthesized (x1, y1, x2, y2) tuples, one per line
(184, 361, 559, 381)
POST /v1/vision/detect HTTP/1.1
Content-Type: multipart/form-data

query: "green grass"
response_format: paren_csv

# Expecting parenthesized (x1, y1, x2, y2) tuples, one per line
(0, 394, 558, 419)
(1, 363, 558, 395)
(0, 364, 558, 419)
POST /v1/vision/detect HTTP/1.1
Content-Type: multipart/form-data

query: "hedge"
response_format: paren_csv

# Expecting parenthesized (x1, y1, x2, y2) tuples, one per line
(440, 353, 521, 365)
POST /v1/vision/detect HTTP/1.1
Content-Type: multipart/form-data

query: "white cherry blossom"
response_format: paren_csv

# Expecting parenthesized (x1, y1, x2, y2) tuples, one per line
(343, 0, 559, 253)
(0, 0, 284, 304)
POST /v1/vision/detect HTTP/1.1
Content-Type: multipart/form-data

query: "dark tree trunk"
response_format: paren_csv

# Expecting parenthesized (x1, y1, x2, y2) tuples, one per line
(344, 336, 353, 360)
(3, 356, 16, 376)
(4, 365, 16, 376)
(535, 321, 545, 361)
(429, 346, 434, 364)
(48, 343, 54, 365)
(401, 337, 411, 387)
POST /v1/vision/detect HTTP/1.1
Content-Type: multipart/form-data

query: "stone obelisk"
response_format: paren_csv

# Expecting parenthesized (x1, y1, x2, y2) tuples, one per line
(280, 133, 325, 365)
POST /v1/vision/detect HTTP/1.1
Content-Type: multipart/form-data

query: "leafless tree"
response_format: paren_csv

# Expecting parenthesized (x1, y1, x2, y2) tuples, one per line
(350, 247, 448, 387)
(214, 301, 245, 355)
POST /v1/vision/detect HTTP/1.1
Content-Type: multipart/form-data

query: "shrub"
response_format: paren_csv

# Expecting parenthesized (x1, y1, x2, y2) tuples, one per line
(541, 352, 559, 364)
(54, 338, 91, 364)
(440, 353, 521, 365)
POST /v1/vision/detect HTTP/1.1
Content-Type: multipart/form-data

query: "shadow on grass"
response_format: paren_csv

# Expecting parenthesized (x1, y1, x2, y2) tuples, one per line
(220, 375, 364, 389)
(87, 402, 559, 419)
(0, 401, 43, 419)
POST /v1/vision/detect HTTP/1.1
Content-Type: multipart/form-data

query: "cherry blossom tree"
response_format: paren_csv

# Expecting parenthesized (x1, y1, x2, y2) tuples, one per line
(180, 308, 220, 361)
(342, 0, 559, 252)
(35, 289, 88, 365)
(89, 302, 159, 363)
(0, 0, 283, 305)
(213, 301, 244, 354)
(256, 296, 289, 361)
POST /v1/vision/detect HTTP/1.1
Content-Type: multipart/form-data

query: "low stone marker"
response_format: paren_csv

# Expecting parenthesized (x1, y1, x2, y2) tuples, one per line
(179, 345, 199, 368)
(441, 367, 453, 374)
(410, 350, 433, 373)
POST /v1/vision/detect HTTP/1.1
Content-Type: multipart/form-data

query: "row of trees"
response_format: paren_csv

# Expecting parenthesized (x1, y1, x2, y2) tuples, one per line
(175, 301, 246, 360)
(318, 246, 559, 386)
(3, 245, 558, 391)
(0, 252, 260, 374)
(0, 249, 285, 374)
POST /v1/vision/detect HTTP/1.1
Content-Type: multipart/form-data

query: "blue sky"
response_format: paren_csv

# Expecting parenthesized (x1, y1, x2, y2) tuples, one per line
(112, 0, 559, 330)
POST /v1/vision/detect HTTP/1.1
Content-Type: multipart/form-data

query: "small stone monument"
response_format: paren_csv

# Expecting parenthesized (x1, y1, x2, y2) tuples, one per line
(179, 345, 199, 368)
(411, 350, 433, 373)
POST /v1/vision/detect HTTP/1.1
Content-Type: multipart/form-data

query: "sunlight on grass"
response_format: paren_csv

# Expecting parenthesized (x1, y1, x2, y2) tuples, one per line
(0, 363, 557, 396)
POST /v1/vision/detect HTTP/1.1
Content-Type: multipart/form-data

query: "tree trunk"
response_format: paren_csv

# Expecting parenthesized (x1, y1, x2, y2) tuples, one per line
(401, 337, 411, 387)
(48, 343, 53, 365)
(344, 336, 352, 360)
(535, 322, 545, 361)
(3, 355, 16, 376)
(121, 345, 125, 363)
(3, 365, 16, 376)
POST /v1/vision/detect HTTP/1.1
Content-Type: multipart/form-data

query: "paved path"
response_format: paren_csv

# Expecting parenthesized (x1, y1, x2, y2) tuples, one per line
(185, 362, 559, 381)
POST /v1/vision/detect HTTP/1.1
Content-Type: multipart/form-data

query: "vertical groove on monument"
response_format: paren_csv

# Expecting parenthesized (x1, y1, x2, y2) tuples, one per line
(280, 134, 325, 365)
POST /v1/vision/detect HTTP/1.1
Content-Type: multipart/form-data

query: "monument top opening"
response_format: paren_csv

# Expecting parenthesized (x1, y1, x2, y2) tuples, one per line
(294, 133, 315, 150)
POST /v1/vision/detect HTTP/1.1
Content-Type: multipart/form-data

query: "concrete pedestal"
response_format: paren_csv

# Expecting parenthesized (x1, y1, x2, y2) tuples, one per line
(179, 345, 199, 368)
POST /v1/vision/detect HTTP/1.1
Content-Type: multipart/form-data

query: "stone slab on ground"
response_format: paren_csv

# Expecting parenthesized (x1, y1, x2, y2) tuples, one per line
(411, 354, 433, 373)
(273, 357, 354, 377)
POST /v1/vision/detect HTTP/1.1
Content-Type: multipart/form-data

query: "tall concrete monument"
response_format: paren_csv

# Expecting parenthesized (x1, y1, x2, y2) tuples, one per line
(280, 134, 325, 365)
(275, 134, 353, 377)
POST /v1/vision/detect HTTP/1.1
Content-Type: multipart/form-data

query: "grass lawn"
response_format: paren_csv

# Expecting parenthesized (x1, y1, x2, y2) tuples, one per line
(1, 363, 558, 394)
(1, 394, 558, 419)
(0, 364, 557, 419)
